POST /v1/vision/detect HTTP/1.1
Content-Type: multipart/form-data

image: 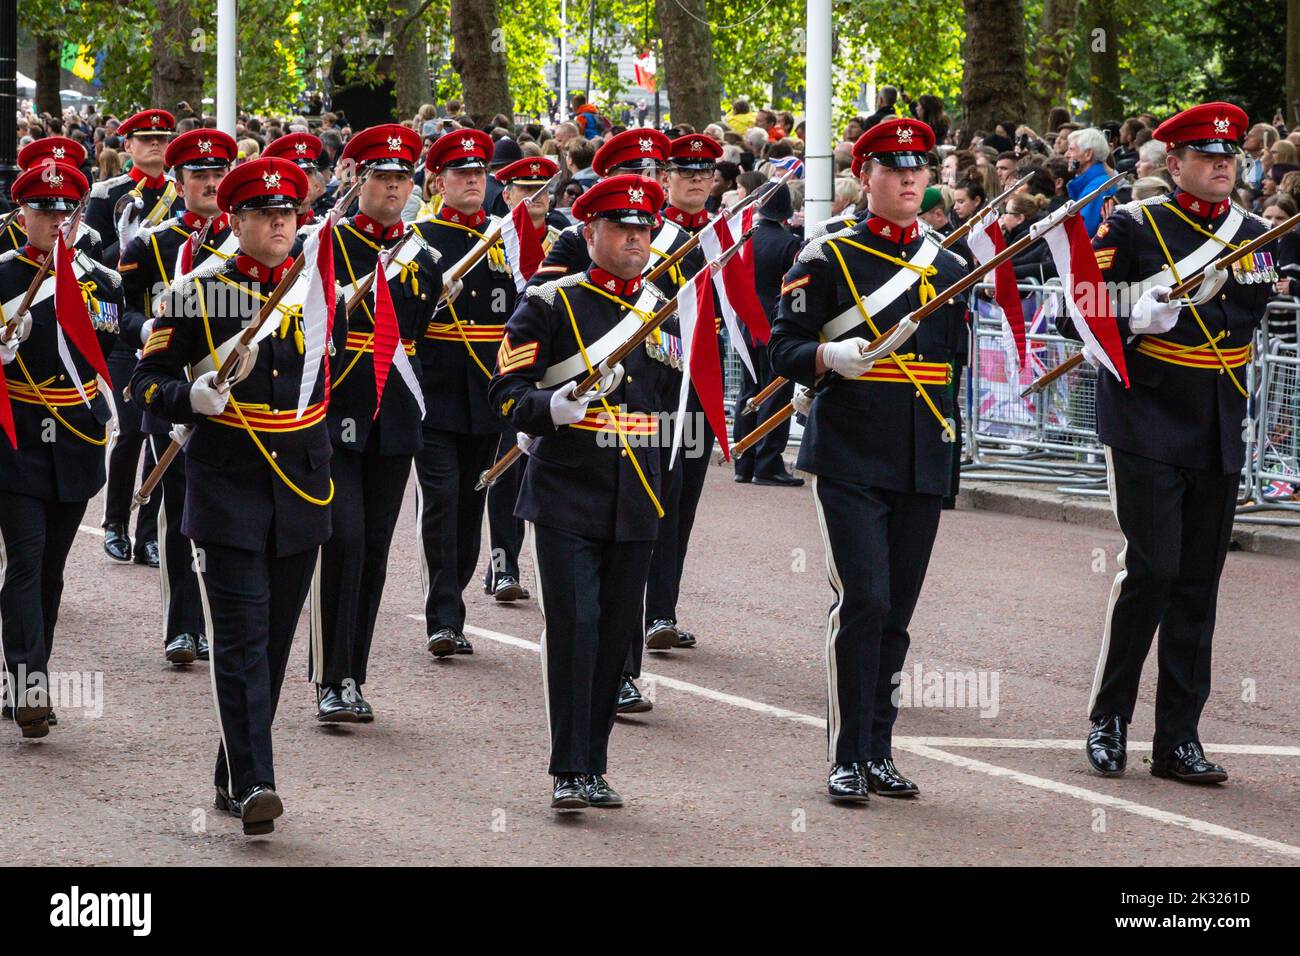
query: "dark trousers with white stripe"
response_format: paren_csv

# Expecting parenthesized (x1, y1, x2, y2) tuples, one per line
(635, 402, 714, 676)
(194, 540, 315, 794)
(312, 439, 412, 687)
(103, 350, 159, 550)
(483, 430, 525, 591)
(534, 523, 655, 775)
(0, 492, 87, 701)
(149, 435, 204, 644)
(812, 476, 942, 765)
(414, 429, 499, 635)
(1089, 447, 1237, 758)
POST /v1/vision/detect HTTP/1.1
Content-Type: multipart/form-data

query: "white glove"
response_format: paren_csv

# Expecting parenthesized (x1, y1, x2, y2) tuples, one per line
(1, 314, 31, 364)
(190, 371, 231, 416)
(444, 277, 464, 304)
(549, 380, 594, 427)
(591, 359, 625, 398)
(792, 385, 814, 416)
(516, 431, 540, 456)
(0, 339, 16, 365)
(169, 423, 193, 447)
(1130, 285, 1180, 335)
(820, 338, 876, 378)
(1080, 343, 1101, 369)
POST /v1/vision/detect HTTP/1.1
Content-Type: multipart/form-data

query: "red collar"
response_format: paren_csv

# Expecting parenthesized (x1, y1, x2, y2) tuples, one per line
(1174, 190, 1229, 219)
(864, 215, 919, 244)
(663, 205, 710, 230)
(22, 244, 48, 263)
(353, 211, 405, 241)
(439, 205, 487, 229)
(588, 266, 643, 298)
(181, 211, 229, 233)
(235, 253, 293, 286)
(129, 165, 169, 192)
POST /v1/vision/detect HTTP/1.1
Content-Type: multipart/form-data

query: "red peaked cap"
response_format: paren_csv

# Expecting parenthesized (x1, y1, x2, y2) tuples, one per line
(165, 129, 238, 170)
(570, 174, 664, 227)
(494, 156, 559, 186)
(593, 128, 671, 176)
(341, 124, 422, 172)
(1153, 101, 1248, 155)
(425, 128, 494, 173)
(852, 117, 935, 170)
(11, 163, 89, 210)
(668, 133, 723, 170)
(118, 109, 176, 138)
(216, 157, 309, 213)
(18, 137, 86, 171)
(263, 132, 325, 169)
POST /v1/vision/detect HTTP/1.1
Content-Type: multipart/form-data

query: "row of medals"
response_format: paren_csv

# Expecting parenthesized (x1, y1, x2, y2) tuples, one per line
(1232, 252, 1278, 284)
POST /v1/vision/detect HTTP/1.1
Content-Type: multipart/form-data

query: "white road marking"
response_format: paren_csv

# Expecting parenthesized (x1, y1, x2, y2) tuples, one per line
(437, 619, 1300, 860)
(79, 525, 105, 537)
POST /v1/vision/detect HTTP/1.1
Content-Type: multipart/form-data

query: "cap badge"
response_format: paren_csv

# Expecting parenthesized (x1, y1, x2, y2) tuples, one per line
(150, 115, 161, 127)
(294, 142, 308, 154)
(197, 138, 213, 153)
(51, 146, 65, 159)
(638, 137, 653, 152)
(628, 186, 645, 204)
(896, 127, 914, 144)
(461, 137, 476, 152)
(48, 170, 64, 188)
(387, 136, 402, 151)
(261, 171, 282, 189)
(1213, 117, 1231, 136)
(529, 162, 540, 173)
(690, 139, 703, 152)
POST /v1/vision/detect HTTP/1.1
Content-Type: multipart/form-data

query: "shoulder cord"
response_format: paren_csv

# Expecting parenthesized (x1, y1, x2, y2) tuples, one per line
(556, 286, 664, 519)
(198, 278, 334, 506)
(826, 239, 954, 440)
(1141, 206, 1248, 398)
(12, 355, 109, 445)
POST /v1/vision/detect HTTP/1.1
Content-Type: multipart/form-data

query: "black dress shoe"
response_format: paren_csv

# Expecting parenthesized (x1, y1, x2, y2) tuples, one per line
(426, 627, 458, 658)
(675, 626, 697, 648)
(352, 688, 374, 723)
(827, 762, 870, 803)
(584, 774, 624, 808)
(734, 472, 752, 483)
(103, 524, 131, 562)
(551, 774, 589, 810)
(196, 635, 210, 661)
(865, 757, 919, 797)
(1150, 741, 1228, 784)
(316, 683, 361, 723)
(753, 471, 805, 487)
(491, 575, 529, 602)
(644, 618, 679, 651)
(164, 633, 198, 665)
(1086, 714, 1128, 776)
(214, 785, 240, 817)
(135, 540, 160, 567)
(453, 631, 474, 654)
(617, 676, 652, 713)
(236, 783, 283, 835)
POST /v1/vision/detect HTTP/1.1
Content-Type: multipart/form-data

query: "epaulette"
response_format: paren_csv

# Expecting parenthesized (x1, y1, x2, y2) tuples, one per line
(1116, 193, 1170, 221)
(133, 215, 181, 244)
(1232, 201, 1271, 230)
(936, 244, 967, 271)
(797, 231, 839, 264)
(525, 270, 586, 305)
(88, 173, 132, 200)
(0, 248, 20, 264)
(77, 223, 103, 247)
(805, 212, 855, 241)
(561, 221, 584, 238)
(173, 253, 229, 295)
(82, 255, 122, 288)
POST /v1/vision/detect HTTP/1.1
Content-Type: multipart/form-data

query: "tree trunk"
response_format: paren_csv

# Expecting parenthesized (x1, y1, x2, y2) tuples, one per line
(961, 0, 1028, 133)
(34, 33, 61, 119)
(1287, 0, 1300, 127)
(152, 0, 204, 114)
(449, 0, 513, 125)
(392, 0, 430, 122)
(1085, 0, 1123, 123)
(655, 0, 721, 130)
(1029, 0, 1079, 132)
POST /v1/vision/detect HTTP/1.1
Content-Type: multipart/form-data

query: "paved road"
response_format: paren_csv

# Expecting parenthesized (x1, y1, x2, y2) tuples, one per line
(3, 462, 1297, 865)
